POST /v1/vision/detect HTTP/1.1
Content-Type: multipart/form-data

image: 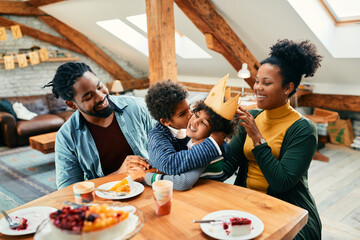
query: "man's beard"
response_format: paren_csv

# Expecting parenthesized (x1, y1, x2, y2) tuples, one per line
(79, 94, 115, 118)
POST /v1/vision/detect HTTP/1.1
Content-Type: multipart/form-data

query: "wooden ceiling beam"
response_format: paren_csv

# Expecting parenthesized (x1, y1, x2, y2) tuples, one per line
(205, 33, 223, 53)
(27, 0, 64, 7)
(146, 0, 178, 84)
(175, 0, 259, 88)
(0, 16, 85, 55)
(38, 16, 133, 80)
(120, 78, 150, 91)
(298, 94, 360, 112)
(0, 1, 46, 16)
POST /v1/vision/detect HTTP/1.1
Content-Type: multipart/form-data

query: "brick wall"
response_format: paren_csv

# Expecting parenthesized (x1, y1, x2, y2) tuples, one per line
(0, 15, 147, 97)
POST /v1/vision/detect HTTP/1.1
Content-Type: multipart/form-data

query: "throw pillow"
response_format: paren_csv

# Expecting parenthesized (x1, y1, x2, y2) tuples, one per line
(12, 102, 38, 120)
(46, 94, 68, 113)
(24, 97, 50, 115)
(0, 98, 18, 120)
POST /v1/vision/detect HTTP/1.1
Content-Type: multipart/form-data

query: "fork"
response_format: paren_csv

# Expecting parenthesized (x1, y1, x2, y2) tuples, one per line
(1, 210, 20, 229)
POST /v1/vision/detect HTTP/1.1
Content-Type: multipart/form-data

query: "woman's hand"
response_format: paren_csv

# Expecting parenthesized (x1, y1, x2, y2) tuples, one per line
(236, 106, 263, 145)
(127, 166, 146, 182)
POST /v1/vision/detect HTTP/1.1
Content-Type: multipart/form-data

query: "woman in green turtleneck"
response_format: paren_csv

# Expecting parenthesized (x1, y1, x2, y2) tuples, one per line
(224, 39, 323, 240)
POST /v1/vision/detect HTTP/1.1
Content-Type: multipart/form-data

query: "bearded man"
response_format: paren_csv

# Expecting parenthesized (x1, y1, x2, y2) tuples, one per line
(44, 62, 154, 189)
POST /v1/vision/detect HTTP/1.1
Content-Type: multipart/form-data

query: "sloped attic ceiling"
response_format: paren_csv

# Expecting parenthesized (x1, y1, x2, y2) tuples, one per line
(39, 0, 360, 95)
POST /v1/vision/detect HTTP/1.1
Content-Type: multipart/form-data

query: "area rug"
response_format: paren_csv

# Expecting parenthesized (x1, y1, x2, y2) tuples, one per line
(0, 147, 56, 211)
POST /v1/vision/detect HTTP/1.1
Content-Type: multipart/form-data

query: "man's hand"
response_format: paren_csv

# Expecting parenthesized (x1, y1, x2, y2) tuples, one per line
(210, 131, 227, 146)
(110, 155, 150, 176)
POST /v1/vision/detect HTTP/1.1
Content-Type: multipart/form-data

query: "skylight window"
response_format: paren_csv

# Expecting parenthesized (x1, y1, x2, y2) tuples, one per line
(321, 0, 360, 23)
(98, 14, 212, 59)
(96, 19, 149, 56)
(288, 0, 360, 58)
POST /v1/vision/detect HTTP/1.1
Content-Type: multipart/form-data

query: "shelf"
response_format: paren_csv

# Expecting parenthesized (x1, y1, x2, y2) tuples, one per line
(0, 57, 80, 64)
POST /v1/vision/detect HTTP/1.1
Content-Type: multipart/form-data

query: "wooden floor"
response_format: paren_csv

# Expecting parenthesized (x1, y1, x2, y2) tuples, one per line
(309, 144, 360, 240)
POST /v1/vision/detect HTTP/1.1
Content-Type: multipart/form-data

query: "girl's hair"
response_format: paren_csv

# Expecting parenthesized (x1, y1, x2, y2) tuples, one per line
(145, 80, 188, 121)
(260, 39, 323, 97)
(192, 100, 236, 136)
(43, 62, 94, 100)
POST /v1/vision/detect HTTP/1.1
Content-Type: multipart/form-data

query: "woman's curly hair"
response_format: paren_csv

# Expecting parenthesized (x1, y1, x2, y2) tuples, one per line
(43, 62, 94, 100)
(145, 80, 188, 121)
(260, 39, 323, 97)
(193, 101, 236, 137)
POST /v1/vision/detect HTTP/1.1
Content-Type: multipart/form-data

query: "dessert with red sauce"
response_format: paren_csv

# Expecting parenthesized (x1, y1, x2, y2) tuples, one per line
(223, 217, 252, 236)
(49, 204, 130, 240)
(11, 217, 28, 230)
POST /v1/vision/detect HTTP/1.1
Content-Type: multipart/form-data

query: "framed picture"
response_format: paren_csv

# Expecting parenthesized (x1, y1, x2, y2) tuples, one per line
(48, 51, 57, 58)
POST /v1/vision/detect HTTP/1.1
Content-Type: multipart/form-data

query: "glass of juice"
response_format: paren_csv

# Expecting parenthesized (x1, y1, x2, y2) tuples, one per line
(73, 181, 95, 204)
(152, 180, 173, 215)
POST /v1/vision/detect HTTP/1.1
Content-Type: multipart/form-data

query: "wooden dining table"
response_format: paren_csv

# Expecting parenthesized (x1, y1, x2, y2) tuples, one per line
(0, 174, 308, 240)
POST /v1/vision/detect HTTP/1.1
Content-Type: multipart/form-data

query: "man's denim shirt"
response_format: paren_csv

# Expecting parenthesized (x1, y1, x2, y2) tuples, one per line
(55, 95, 155, 189)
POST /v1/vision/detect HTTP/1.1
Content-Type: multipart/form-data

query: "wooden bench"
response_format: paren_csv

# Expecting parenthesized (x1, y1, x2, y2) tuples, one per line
(29, 132, 57, 154)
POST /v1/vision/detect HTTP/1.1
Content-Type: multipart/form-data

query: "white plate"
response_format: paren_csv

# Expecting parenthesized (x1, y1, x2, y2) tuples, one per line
(200, 210, 264, 240)
(0, 206, 57, 236)
(95, 181, 145, 200)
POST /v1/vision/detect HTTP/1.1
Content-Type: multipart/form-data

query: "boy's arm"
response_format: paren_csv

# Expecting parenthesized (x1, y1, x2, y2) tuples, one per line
(144, 166, 207, 191)
(200, 141, 232, 182)
(148, 130, 221, 175)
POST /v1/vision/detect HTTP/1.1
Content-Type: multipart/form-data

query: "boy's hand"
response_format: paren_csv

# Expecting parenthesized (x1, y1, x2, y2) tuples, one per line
(210, 131, 227, 146)
(127, 166, 146, 182)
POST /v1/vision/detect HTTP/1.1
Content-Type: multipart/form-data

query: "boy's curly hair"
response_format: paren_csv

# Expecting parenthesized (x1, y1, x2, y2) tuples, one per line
(193, 101, 236, 137)
(145, 80, 188, 121)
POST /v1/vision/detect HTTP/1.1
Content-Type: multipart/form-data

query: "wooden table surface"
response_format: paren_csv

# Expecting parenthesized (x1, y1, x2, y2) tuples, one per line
(0, 174, 308, 240)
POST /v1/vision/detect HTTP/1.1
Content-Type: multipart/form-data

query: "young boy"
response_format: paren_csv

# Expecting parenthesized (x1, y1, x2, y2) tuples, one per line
(128, 76, 239, 190)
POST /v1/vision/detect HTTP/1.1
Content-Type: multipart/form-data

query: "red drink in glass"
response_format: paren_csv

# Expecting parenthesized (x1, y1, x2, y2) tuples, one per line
(152, 180, 173, 216)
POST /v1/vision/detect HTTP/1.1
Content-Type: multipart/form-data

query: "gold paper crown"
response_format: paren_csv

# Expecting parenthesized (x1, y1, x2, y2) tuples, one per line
(204, 74, 240, 120)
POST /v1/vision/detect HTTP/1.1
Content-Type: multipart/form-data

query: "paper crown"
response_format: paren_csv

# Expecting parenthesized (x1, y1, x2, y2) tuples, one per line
(204, 74, 240, 120)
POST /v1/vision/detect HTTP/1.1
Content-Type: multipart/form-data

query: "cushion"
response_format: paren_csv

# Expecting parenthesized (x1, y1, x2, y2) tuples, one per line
(16, 114, 64, 136)
(46, 94, 68, 113)
(23, 97, 50, 115)
(12, 102, 38, 120)
(0, 98, 17, 120)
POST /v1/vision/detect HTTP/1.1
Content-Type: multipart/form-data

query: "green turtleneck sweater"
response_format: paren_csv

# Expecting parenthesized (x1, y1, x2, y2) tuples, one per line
(225, 104, 322, 240)
(244, 101, 301, 193)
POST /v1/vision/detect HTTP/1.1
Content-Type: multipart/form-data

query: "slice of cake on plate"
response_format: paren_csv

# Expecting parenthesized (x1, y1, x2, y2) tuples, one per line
(109, 176, 134, 194)
(229, 217, 252, 236)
